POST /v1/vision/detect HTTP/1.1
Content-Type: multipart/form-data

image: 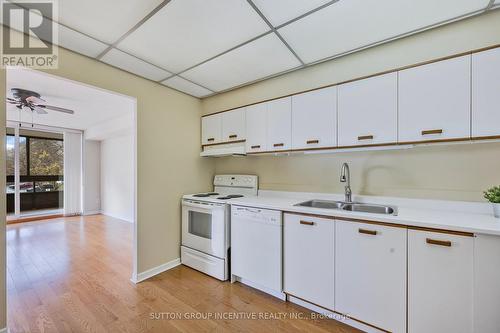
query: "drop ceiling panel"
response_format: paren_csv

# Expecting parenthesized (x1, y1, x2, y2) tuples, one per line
(162, 76, 213, 97)
(182, 33, 301, 92)
(101, 48, 172, 81)
(117, 0, 270, 73)
(58, 0, 164, 43)
(252, 0, 332, 26)
(58, 25, 108, 58)
(279, 0, 490, 64)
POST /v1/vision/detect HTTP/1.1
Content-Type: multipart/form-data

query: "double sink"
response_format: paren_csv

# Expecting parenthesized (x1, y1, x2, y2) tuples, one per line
(295, 199, 397, 215)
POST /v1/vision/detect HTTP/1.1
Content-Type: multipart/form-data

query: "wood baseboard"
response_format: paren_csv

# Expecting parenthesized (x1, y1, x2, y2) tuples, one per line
(7, 213, 64, 224)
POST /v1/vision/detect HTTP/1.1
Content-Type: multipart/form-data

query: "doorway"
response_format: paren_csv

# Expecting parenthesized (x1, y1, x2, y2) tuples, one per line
(5, 67, 138, 281)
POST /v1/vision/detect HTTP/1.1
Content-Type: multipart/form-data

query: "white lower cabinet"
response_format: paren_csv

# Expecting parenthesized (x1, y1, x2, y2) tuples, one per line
(335, 220, 407, 333)
(408, 230, 473, 333)
(283, 213, 335, 310)
(474, 234, 500, 333)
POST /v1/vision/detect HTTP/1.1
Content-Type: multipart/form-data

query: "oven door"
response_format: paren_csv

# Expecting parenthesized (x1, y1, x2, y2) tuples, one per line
(182, 199, 227, 259)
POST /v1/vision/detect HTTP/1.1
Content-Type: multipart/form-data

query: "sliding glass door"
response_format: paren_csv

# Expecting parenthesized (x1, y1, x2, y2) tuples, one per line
(6, 127, 64, 217)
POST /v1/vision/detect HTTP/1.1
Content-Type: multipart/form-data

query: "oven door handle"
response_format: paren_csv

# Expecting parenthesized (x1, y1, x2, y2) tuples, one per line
(183, 200, 223, 210)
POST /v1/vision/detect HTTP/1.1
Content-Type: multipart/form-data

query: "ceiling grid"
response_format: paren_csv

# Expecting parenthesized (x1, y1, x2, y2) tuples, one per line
(6, 0, 497, 98)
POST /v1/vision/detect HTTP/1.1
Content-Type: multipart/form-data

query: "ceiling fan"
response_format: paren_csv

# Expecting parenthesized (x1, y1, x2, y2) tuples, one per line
(6, 88, 75, 115)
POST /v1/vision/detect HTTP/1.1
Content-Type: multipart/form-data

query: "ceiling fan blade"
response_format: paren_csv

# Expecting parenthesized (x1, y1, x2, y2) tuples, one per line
(40, 104, 75, 114)
(26, 96, 46, 104)
(34, 106, 48, 114)
(6, 98, 19, 104)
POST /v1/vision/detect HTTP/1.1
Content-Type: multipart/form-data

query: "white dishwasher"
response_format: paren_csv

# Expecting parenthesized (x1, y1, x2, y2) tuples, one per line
(231, 205, 284, 299)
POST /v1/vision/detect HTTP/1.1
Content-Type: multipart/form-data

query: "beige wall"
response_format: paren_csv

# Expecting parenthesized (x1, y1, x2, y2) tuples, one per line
(203, 10, 500, 203)
(215, 142, 500, 202)
(0, 31, 214, 329)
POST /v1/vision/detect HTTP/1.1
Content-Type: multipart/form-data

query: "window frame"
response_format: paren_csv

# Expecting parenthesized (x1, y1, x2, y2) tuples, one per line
(6, 133, 64, 183)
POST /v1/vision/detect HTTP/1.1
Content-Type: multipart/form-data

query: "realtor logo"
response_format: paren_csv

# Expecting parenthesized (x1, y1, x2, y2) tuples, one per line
(1, 0, 58, 68)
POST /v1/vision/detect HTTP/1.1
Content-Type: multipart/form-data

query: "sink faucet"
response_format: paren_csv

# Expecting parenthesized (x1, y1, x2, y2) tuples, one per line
(340, 162, 352, 203)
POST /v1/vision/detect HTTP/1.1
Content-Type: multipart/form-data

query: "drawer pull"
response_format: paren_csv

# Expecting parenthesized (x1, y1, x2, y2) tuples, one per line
(358, 135, 374, 141)
(273, 143, 284, 147)
(306, 139, 319, 144)
(358, 228, 377, 236)
(229, 134, 238, 139)
(426, 238, 451, 247)
(251, 145, 261, 149)
(421, 129, 443, 136)
(300, 220, 315, 226)
(207, 138, 215, 142)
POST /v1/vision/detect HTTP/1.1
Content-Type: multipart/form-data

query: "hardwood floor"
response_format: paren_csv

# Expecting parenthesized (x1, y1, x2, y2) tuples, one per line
(6, 214, 361, 333)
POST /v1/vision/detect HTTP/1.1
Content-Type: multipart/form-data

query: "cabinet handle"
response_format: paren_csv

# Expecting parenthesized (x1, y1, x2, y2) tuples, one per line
(207, 138, 215, 142)
(229, 134, 238, 139)
(300, 220, 315, 226)
(426, 238, 451, 247)
(306, 139, 319, 144)
(358, 135, 374, 141)
(273, 143, 284, 147)
(421, 129, 443, 136)
(358, 228, 377, 236)
(251, 145, 261, 149)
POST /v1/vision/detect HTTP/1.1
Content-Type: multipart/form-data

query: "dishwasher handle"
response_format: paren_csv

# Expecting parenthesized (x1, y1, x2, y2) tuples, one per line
(235, 206, 261, 213)
(232, 206, 282, 226)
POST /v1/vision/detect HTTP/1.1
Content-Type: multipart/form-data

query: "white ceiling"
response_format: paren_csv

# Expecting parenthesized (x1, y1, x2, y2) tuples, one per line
(6, 0, 495, 98)
(117, 0, 269, 74)
(6, 68, 135, 131)
(279, 0, 489, 64)
(58, 0, 164, 44)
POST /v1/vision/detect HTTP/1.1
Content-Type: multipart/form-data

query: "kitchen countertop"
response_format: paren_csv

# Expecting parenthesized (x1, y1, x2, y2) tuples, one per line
(228, 191, 500, 236)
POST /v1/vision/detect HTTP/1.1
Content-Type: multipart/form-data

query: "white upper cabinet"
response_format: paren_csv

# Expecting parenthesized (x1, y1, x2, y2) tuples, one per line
(201, 114, 222, 145)
(245, 103, 267, 153)
(291, 86, 337, 150)
(267, 97, 292, 151)
(408, 230, 473, 333)
(335, 220, 407, 333)
(398, 55, 471, 143)
(472, 47, 500, 138)
(338, 73, 398, 147)
(222, 108, 246, 142)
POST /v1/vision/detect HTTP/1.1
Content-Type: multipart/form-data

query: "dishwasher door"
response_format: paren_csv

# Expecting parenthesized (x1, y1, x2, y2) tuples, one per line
(231, 205, 282, 292)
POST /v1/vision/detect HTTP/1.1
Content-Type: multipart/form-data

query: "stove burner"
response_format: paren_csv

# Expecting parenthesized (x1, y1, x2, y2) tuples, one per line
(217, 194, 244, 200)
(193, 192, 219, 197)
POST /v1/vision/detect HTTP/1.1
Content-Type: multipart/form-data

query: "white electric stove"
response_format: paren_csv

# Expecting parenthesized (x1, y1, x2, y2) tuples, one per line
(181, 175, 258, 280)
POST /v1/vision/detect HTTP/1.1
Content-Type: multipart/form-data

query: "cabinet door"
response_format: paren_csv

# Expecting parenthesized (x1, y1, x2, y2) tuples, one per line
(267, 97, 292, 151)
(245, 103, 267, 153)
(201, 114, 222, 145)
(291, 86, 337, 150)
(338, 73, 397, 147)
(222, 108, 245, 142)
(472, 47, 500, 138)
(398, 55, 471, 143)
(335, 221, 406, 333)
(408, 230, 473, 333)
(283, 213, 334, 310)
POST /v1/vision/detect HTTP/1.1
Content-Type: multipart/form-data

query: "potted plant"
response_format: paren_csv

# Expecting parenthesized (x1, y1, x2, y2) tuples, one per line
(484, 186, 500, 218)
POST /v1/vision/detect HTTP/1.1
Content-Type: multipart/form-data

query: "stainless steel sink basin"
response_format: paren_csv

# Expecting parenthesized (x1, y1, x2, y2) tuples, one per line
(295, 199, 344, 209)
(295, 200, 397, 215)
(341, 203, 396, 215)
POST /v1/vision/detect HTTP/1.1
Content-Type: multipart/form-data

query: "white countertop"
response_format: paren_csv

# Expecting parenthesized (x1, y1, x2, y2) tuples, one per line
(228, 191, 500, 236)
